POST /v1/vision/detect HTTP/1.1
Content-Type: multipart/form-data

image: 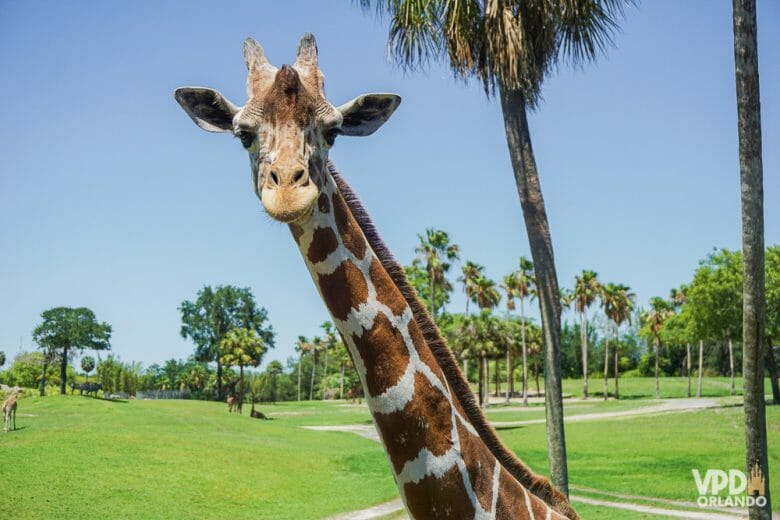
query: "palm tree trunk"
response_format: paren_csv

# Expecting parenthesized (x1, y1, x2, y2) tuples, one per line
(499, 85, 569, 494)
(430, 275, 436, 321)
(505, 348, 511, 404)
(322, 347, 329, 400)
(603, 337, 609, 401)
(733, 1, 771, 515)
(40, 361, 48, 397)
(581, 313, 589, 399)
(521, 298, 529, 407)
(728, 338, 736, 396)
(309, 352, 316, 401)
(534, 360, 541, 396)
(216, 361, 223, 401)
(685, 343, 691, 398)
(494, 358, 500, 396)
(655, 341, 660, 399)
(59, 346, 69, 395)
(697, 340, 704, 398)
(477, 355, 484, 406)
(297, 353, 302, 401)
(339, 361, 345, 400)
(766, 337, 780, 404)
(614, 343, 620, 400)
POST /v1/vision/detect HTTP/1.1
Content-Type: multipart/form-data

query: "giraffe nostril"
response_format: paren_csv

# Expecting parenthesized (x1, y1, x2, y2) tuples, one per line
(270, 171, 280, 187)
(293, 169, 306, 185)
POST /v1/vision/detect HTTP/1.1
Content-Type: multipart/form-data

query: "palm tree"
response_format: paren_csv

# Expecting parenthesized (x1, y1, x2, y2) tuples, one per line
(218, 328, 267, 401)
(460, 260, 486, 379)
(733, 1, 771, 515)
(459, 260, 485, 316)
(309, 337, 323, 401)
(641, 298, 673, 399)
(359, 0, 631, 495)
(470, 275, 501, 406)
(599, 284, 618, 400)
(516, 257, 535, 406)
(294, 336, 308, 401)
(501, 271, 519, 403)
(415, 228, 460, 320)
(602, 284, 635, 400)
(320, 322, 339, 400)
(670, 286, 693, 397)
(574, 270, 600, 399)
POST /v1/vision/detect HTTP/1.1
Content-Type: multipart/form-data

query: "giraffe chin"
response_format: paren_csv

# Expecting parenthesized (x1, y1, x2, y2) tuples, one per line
(262, 196, 316, 224)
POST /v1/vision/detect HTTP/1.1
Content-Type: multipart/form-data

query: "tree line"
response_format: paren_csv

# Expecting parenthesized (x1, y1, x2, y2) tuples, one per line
(0, 245, 777, 405)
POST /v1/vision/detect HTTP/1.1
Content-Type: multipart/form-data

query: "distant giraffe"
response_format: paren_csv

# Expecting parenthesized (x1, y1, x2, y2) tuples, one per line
(2, 389, 21, 432)
(175, 34, 577, 519)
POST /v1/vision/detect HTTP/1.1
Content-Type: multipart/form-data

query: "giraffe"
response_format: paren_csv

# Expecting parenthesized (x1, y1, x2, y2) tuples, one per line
(175, 34, 578, 520)
(3, 389, 21, 432)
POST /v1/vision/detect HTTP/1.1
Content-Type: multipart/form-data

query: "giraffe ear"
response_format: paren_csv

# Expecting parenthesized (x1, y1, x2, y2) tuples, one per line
(337, 93, 401, 137)
(174, 87, 239, 133)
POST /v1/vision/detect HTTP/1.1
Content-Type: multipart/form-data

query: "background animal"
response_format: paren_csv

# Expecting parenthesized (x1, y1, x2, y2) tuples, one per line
(2, 389, 22, 432)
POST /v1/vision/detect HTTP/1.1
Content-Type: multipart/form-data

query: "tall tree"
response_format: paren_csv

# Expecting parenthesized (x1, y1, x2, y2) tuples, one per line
(219, 328, 267, 404)
(516, 257, 536, 405)
(415, 228, 460, 320)
(180, 285, 274, 401)
(574, 270, 600, 398)
(501, 270, 520, 403)
(359, 0, 632, 495)
(320, 322, 339, 399)
(459, 260, 485, 316)
(669, 286, 693, 397)
(641, 297, 673, 399)
(470, 275, 501, 406)
(32, 307, 111, 395)
(294, 336, 308, 401)
(687, 250, 742, 390)
(310, 337, 323, 401)
(733, 1, 771, 515)
(0, 351, 6, 369)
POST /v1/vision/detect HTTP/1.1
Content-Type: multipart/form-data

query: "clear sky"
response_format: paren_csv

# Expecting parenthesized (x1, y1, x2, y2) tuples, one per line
(0, 1, 777, 370)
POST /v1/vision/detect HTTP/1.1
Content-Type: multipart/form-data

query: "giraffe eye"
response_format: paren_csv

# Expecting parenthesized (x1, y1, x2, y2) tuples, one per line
(236, 130, 255, 149)
(324, 128, 341, 146)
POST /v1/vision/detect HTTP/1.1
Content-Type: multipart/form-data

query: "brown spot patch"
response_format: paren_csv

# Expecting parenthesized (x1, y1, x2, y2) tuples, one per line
(456, 420, 495, 512)
(333, 192, 367, 259)
(317, 192, 330, 214)
(351, 313, 410, 398)
(373, 372, 453, 474)
(318, 261, 368, 321)
(370, 258, 408, 317)
(404, 464, 475, 520)
(289, 223, 305, 244)
(307, 227, 339, 264)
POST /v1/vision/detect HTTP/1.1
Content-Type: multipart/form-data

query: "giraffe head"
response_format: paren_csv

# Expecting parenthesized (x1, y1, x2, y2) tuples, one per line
(175, 34, 401, 223)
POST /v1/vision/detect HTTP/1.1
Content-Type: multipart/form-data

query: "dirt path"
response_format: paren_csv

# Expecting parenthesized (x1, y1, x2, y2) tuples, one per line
(490, 397, 722, 428)
(313, 398, 755, 519)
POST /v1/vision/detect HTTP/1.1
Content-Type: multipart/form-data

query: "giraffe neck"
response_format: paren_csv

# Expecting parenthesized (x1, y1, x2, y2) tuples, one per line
(289, 166, 569, 520)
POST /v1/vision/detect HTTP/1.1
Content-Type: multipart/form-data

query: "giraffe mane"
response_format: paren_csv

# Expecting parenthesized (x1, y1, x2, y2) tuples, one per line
(328, 161, 578, 520)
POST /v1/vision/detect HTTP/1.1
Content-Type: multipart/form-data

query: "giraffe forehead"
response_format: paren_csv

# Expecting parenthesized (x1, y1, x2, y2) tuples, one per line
(243, 65, 338, 130)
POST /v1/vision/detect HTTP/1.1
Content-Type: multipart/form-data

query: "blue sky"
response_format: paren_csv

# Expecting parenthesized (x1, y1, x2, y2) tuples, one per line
(0, 1, 777, 369)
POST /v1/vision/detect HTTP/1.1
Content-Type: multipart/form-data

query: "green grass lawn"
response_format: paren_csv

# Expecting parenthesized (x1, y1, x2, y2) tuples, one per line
(0, 395, 396, 519)
(1, 378, 777, 519)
